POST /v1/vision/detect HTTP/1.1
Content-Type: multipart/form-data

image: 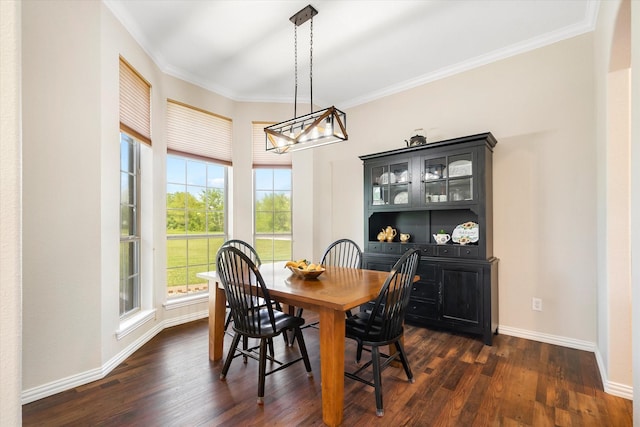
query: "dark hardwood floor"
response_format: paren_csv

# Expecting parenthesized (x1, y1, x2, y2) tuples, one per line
(23, 315, 633, 426)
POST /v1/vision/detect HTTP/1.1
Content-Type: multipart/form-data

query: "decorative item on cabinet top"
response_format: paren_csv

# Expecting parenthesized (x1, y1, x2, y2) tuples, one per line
(405, 128, 427, 147)
(451, 222, 479, 244)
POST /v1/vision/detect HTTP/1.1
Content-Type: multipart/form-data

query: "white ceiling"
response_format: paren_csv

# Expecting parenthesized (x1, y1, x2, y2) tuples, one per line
(104, 0, 598, 108)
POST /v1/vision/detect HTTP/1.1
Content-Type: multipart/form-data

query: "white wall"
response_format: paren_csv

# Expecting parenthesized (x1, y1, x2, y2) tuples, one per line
(0, 1, 22, 424)
(593, 0, 634, 399)
(22, 0, 103, 389)
(629, 0, 640, 420)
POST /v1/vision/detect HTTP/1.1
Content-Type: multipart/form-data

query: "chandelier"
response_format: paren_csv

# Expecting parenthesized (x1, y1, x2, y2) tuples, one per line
(265, 4, 348, 154)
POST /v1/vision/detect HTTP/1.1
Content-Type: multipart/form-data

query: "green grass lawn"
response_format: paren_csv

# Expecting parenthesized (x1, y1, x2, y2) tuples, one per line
(167, 237, 292, 288)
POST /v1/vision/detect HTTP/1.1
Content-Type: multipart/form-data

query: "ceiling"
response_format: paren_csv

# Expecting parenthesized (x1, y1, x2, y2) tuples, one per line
(104, 0, 598, 109)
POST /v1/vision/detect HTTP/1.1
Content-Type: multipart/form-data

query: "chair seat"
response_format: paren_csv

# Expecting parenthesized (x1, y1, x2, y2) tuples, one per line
(346, 312, 402, 345)
(234, 308, 305, 338)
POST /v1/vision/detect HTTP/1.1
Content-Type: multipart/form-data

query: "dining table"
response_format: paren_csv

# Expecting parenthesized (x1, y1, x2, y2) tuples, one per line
(198, 262, 409, 427)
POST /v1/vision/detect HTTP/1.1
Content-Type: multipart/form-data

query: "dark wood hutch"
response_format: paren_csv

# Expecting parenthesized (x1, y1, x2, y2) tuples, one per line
(359, 132, 498, 345)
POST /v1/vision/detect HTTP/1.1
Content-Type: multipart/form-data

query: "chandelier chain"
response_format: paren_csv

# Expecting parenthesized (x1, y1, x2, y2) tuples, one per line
(294, 24, 298, 119)
(310, 16, 313, 112)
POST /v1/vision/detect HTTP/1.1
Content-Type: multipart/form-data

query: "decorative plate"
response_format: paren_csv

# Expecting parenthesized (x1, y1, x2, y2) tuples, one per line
(448, 160, 472, 177)
(451, 221, 479, 244)
(287, 266, 325, 279)
(379, 172, 396, 184)
(394, 191, 408, 204)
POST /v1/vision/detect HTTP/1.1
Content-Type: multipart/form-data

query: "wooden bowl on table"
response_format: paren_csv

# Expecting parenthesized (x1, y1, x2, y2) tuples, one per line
(287, 266, 325, 279)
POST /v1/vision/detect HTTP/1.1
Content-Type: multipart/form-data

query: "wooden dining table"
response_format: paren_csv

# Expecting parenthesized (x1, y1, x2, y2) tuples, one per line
(198, 263, 400, 427)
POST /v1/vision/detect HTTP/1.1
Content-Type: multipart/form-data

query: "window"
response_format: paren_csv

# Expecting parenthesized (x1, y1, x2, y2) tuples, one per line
(254, 168, 292, 263)
(119, 57, 150, 318)
(252, 121, 292, 263)
(120, 133, 141, 317)
(166, 155, 226, 297)
(166, 100, 232, 298)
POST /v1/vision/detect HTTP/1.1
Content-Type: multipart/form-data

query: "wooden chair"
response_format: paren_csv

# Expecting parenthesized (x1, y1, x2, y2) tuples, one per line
(221, 239, 262, 332)
(293, 239, 362, 338)
(220, 239, 285, 355)
(344, 248, 420, 417)
(216, 246, 313, 404)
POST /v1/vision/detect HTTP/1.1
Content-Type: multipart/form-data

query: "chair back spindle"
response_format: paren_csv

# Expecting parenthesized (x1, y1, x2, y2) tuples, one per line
(321, 238, 362, 268)
(216, 246, 276, 337)
(362, 249, 420, 342)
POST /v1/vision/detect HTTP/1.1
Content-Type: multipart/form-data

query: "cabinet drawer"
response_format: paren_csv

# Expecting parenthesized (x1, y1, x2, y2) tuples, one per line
(383, 244, 401, 255)
(400, 244, 421, 254)
(368, 242, 384, 253)
(418, 246, 434, 257)
(407, 300, 438, 321)
(459, 246, 479, 258)
(368, 242, 401, 255)
(411, 281, 437, 300)
(436, 245, 458, 257)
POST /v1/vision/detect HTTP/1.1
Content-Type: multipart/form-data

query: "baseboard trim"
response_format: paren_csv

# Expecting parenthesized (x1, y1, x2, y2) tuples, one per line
(500, 325, 633, 400)
(593, 348, 634, 400)
(499, 325, 596, 352)
(21, 310, 208, 405)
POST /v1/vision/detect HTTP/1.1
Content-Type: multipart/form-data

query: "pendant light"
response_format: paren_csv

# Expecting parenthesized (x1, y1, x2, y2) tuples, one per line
(265, 4, 348, 154)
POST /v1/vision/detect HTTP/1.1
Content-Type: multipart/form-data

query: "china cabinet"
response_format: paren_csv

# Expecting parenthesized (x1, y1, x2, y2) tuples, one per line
(359, 132, 499, 345)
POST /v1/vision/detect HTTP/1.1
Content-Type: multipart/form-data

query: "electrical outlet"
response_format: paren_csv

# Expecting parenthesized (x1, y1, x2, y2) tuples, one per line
(532, 297, 542, 311)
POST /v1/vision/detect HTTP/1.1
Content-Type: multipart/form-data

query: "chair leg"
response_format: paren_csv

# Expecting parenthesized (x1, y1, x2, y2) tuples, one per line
(224, 308, 232, 331)
(243, 336, 249, 363)
(356, 339, 364, 364)
(395, 340, 415, 383)
(268, 338, 275, 357)
(288, 307, 304, 346)
(257, 338, 268, 405)
(293, 327, 313, 376)
(220, 332, 241, 380)
(371, 345, 384, 417)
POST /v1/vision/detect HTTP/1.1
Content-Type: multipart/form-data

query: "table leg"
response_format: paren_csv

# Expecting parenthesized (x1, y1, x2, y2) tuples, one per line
(209, 282, 226, 361)
(318, 307, 346, 427)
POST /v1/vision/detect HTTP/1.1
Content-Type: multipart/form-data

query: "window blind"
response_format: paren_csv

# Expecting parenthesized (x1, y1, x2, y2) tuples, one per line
(252, 121, 292, 168)
(119, 57, 151, 145)
(166, 100, 233, 166)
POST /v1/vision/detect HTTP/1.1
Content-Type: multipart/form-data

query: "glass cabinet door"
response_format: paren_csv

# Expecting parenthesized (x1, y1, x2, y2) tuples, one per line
(370, 161, 410, 207)
(423, 157, 447, 203)
(423, 153, 474, 204)
(447, 153, 473, 202)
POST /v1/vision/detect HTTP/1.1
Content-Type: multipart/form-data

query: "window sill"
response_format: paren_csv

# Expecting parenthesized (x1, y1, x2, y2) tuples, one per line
(116, 309, 157, 340)
(163, 293, 208, 310)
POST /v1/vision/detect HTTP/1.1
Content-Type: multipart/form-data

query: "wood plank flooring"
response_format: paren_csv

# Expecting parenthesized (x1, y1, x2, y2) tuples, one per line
(23, 316, 633, 426)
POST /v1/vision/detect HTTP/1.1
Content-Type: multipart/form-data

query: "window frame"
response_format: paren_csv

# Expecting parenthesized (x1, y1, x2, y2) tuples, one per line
(119, 132, 141, 319)
(166, 153, 228, 298)
(253, 167, 293, 263)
